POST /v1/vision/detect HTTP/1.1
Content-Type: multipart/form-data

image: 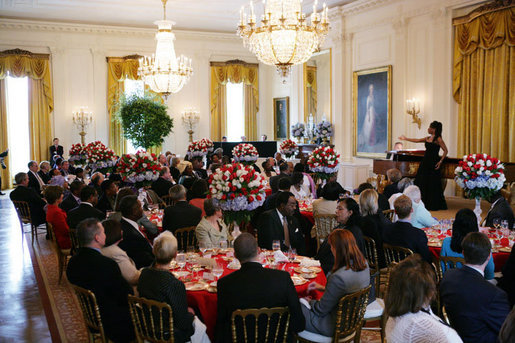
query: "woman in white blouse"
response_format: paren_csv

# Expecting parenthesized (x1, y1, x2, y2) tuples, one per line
(385, 255, 463, 343)
(195, 199, 230, 247)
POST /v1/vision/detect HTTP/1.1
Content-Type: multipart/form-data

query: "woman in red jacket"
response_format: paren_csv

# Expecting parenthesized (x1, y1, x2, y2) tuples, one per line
(44, 185, 71, 249)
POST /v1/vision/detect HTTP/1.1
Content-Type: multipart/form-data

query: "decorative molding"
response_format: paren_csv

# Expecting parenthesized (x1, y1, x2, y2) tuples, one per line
(342, 0, 398, 15)
(0, 47, 49, 58)
(453, 0, 513, 25)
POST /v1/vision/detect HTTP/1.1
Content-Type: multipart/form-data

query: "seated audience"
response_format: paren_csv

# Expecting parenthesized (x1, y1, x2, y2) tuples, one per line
(290, 171, 310, 200)
(118, 195, 155, 269)
(89, 172, 104, 197)
(260, 158, 277, 179)
(257, 191, 305, 255)
(101, 219, 140, 288)
(499, 307, 515, 343)
(48, 168, 68, 188)
(440, 232, 510, 343)
(269, 163, 291, 194)
(485, 191, 514, 230)
(73, 167, 85, 183)
(67, 186, 105, 229)
(403, 185, 438, 228)
(169, 157, 181, 182)
(215, 233, 305, 342)
(151, 166, 175, 198)
(357, 181, 390, 212)
(60, 180, 84, 213)
(188, 179, 208, 216)
(38, 160, 51, 184)
(388, 177, 414, 210)
(440, 208, 495, 280)
(10, 172, 47, 227)
(45, 185, 71, 249)
(301, 229, 370, 337)
(66, 218, 135, 342)
(178, 162, 195, 190)
(497, 245, 515, 306)
(195, 198, 230, 247)
(263, 177, 292, 211)
(382, 168, 402, 200)
(162, 185, 202, 234)
(96, 179, 118, 215)
(312, 181, 344, 216)
(293, 163, 316, 198)
(158, 153, 169, 167)
(359, 189, 389, 268)
(385, 255, 462, 342)
(275, 152, 286, 167)
(192, 157, 207, 180)
(28, 160, 45, 195)
(60, 160, 71, 176)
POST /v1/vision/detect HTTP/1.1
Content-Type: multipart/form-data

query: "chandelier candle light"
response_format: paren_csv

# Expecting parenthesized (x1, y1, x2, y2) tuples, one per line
(72, 107, 93, 144)
(237, 0, 330, 78)
(139, 0, 193, 99)
(182, 108, 200, 142)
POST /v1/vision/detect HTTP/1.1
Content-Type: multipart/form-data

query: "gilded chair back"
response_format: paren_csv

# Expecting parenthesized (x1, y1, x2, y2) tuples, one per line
(175, 226, 198, 251)
(69, 227, 80, 255)
(362, 236, 381, 297)
(436, 256, 465, 282)
(313, 214, 338, 250)
(160, 195, 174, 208)
(71, 284, 109, 343)
(333, 285, 371, 342)
(383, 243, 413, 266)
(382, 209, 395, 222)
(12, 200, 38, 242)
(128, 295, 174, 343)
(231, 307, 290, 343)
(47, 222, 71, 283)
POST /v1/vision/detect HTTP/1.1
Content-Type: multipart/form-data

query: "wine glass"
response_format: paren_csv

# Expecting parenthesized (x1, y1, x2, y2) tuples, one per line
(176, 253, 186, 271)
(199, 242, 208, 255)
(220, 240, 228, 250)
(493, 218, 501, 229)
(272, 240, 281, 252)
(212, 263, 224, 281)
(288, 248, 297, 263)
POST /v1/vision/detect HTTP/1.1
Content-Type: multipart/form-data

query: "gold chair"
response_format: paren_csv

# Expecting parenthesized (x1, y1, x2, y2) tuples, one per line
(69, 227, 80, 255)
(383, 243, 413, 266)
(160, 195, 174, 208)
(175, 226, 198, 251)
(12, 200, 39, 243)
(231, 307, 290, 343)
(313, 214, 338, 251)
(297, 285, 371, 343)
(362, 236, 381, 296)
(71, 284, 111, 343)
(128, 295, 174, 343)
(441, 305, 451, 326)
(382, 209, 395, 222)
(436, 255, 465, 282)
(47, 222, 71, 284)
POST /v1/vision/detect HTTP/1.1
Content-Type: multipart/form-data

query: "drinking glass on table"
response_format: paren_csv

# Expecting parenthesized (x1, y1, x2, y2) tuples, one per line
(272, 240, 281, 252)
(176, 253, 186, 271)
(493, 218, 501, 229)
(199, 242, 208, 255)
(501, 220, 508, 231)
(212, 263, 224, 281)
(220, 240, 228, 250)
(288, 248, 297, 263)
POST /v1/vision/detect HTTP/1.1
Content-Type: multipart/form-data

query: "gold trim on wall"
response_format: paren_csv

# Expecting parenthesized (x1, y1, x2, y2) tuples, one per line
(273, 96, 290, 140)
(303, 48, 332, 123)
(452, 0, 514, 25)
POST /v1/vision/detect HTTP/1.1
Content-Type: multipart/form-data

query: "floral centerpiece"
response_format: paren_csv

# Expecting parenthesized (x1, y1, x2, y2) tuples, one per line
(232, 143, 259, 165)
(187, 138, 212, 158)
(314, 120, 333, 145)
(200, 138, 214, 153)
(84, 141, 117, 174)
(208, 163, 266, 229)
(116, 150, 161, 188)
(291, 122, 306, 141)
(68, 143, 88, 168)
(307, 146, 340, 181)
(279, 139, 298, 158)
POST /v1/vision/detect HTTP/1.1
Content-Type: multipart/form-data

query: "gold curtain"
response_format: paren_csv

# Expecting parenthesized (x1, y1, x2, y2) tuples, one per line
(0, 80, 10, 190)
(305, 66, 318, 120)
(453, 6, 515, 162)
(210, 62, 259, 141)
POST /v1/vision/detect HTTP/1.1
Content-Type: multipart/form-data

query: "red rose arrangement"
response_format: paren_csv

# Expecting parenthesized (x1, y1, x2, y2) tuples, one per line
(307, 146, 340, 180)
(232, 143, 259, 165)
(455, 153, 505, 200)
(187, 138, 214, 158)
(69, 143, 88, 167)
(83, 141, 117, 173)
(116, 150, 161, 188)
(279, 139, 298, 158)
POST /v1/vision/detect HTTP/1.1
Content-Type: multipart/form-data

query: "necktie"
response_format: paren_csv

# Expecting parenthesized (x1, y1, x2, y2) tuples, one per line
(34, 171, 45, 187)
(283, 217, 291, 248)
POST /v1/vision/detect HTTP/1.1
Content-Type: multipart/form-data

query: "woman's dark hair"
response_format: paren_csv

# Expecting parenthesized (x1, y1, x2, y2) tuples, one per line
(291, 172, 304, 186)
(322, 181, 345, 201)
(189, 179, 208, 199)
(102, 219, 122, 247)
(204, 198, 222, 217)
(430, 120, 443, 140)
(293, 163, 305, 172)
(328, 229, 367, 272)
(338, 197, 361, 227)
(450, 208, 478, 253)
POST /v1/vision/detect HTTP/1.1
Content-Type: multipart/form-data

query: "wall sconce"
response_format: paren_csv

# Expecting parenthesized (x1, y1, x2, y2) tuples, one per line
(182, 108, 200, 143)
(72, 107, 93, 144)
(406, 98, 422, 129)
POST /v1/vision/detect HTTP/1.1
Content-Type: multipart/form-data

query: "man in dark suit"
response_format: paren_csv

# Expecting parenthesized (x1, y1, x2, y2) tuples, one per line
(49, 137, 64, 160)
(263, 177, 292, 211)
(162, 185, 202, 234)
(484, 192, 514, 230)
(382, 168, 402, 200)
(118, 195, 154, 269)
(96, 179, 118, 215)
(269, 163, 291, 194)
(151, 166, 175, 198)
(257, 191, 305, 255)
(440, 232, 510, 343)
(215, 233, 305, 342)
(27, 160, 45, 196)
(89, 172, 105, 198)
(382, 195, 432, 263)
(60, 180, 84, 213)
(67, 186, 105, 229)
(66, 218, 135, 343)
(192, 157, 208, 180)
(10, 172, 47, 226)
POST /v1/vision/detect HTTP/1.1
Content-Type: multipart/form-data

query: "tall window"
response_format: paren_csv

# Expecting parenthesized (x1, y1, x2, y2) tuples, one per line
(226, 82, 245, 141)
(5, 76, 30, 176)
(124, 79, 144, 153)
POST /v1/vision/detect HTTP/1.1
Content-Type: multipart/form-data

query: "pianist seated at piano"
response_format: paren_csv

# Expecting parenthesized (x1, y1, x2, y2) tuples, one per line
(385, 142, 404, 160)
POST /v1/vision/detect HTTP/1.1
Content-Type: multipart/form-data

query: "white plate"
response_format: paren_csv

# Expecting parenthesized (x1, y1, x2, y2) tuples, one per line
(172, 271, 190, 278)
(184, 282, 207, 291)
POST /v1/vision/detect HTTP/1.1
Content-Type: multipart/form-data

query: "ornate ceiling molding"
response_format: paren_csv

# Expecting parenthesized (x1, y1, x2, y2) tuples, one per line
(342, 0, 398, 15)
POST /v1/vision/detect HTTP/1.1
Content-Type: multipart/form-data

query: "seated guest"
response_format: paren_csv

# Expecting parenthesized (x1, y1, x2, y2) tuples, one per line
(101, 219, 140, 288)
(89, 172, 104, 197)
(499, 307, 515, 343)
(257, 191, 306, 255)
(293, 163, 316, 198)
(316, 173, 339, 199)
(45, 186, 71, 249)
(48, 168, 68, 188)
(192, 157, 207, 180)
(60, 160, 71, 176)
(66, 218, 135, 343)
(441, 208, 495, 280)
(170, 157, 181, 182)
(275, 152, 286, 167)
(38, 160, 51, 184)
(301, 229, 370, 337)
(216, 233, 305, 342)
(290, 171, 311, 200)
(403, 185, 437, 228)
(118, 195, 155, 269)
(497, 245, 515, 306)
(151, 166, 175, 198)
(158, 153, 168, 167)
(10, 172, 47, 227)
(28, 160, 45, 195)
(269, 163, 291, 194)
(188, 179, 208, 217)
(162, 185, 202, 234)
(178, 162, 195, 190)
(260, 158, 277, 179)
(383, 195, 432, 263)
(67, 186, 105, 229)
(263, 177, 292, 211)
(96, 179, 118, 215)
(316, 198, 365, 275)
(485, 191, 514, 230)
(440, 232, 510, 343)
(388, 177, 414, 210)
(382, 168, 402, 200)
(60, 180, 83, 213)
(73, 167, 84, 183)
(312, 181, 344, 216)
(195, 198, 230, 247)
(385, 255, 462, 342)
(357, 181, 390, 212)
(109, 173, 123, 187)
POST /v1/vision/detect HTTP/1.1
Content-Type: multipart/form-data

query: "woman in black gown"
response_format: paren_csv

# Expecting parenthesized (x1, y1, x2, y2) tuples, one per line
(399, 121, 448, 210)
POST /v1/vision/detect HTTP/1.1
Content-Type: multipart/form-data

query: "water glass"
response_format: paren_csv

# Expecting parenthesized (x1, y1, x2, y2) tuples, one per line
(220, 240, 228, 250)
(272, 240, 281, 252)
(212, 263, 224, 281)
(176, 253, 186, 270)
(493, 218, 501, 229)
(288, 248, 296, 263)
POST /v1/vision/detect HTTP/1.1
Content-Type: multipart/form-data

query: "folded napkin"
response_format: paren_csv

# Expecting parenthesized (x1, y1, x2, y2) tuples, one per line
(227, 259, 241, 269)
(300, 259, 321, 267)
(196, 257, 216, 268)
(274, 250, 288, 263)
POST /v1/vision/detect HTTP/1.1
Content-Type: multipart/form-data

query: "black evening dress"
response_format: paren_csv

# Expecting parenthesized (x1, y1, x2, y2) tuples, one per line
(414, 140, 447, 211)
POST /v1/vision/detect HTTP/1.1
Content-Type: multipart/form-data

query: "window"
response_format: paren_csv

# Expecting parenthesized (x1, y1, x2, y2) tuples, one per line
(5, 76, 30, 176)
(226, 82, 245, 141)
(123, 79, 144, 153)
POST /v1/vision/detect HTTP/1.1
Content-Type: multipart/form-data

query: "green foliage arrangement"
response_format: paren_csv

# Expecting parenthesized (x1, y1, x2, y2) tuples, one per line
(117, 95, 173, 149)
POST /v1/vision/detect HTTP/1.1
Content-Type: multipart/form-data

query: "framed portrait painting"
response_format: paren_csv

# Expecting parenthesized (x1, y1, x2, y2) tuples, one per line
(353, 66, 392, 158)
(273, 97, 290, 140)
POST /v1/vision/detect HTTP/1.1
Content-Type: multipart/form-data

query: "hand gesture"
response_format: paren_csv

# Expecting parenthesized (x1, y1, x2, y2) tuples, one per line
(435, 161, 442, 170)
(398, 135, 407, 141)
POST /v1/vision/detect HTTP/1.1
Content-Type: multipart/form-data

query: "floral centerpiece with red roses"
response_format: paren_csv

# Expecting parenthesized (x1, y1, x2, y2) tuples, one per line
(307, 146, 340, 181)
(116, 150, 161, 188)
(84, 141, 117, 174)
(279, 139, 298, 158)
(68, 143, 88, 168)
(455, 153, 506, 200)
(232, 143, 259, 165)
(187, 138, 214, 158)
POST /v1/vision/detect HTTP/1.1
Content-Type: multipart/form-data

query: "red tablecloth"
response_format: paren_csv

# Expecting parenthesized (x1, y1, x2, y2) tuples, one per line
(179, 255, 326, 340)
(429, 246, 510, 272)
(301, 210, 314, 225)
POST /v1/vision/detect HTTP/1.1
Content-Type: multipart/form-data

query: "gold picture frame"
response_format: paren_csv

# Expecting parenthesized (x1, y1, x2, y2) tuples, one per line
(353, 65, 392, 158)
(273, 97, 290, 140)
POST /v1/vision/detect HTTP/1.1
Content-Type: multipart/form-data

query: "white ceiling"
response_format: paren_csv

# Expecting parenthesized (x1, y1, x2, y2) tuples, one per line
(0, 0, 355, 33)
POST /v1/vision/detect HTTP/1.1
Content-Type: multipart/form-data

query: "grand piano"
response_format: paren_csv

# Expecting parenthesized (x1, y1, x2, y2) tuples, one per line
(373, 150, 515, 183)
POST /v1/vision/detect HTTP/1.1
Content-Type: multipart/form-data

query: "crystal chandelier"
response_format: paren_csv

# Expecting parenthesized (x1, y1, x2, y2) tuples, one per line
(139, 0, 193, 99)
(237, 0, 329, 78)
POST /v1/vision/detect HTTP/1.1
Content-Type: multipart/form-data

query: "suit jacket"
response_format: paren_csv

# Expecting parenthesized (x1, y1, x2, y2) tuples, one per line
(485, 196, 514, 230)
(151, 177, 174, 198)
(27, 170, 42, 195)
(257, 209, 306, 255)
(118, 219, 155, 269)
(60, 193, 80, 213)
(382, 182, 399, 200)
(269, 173, 290, 194)
(382, 220, 432, 263)
(66, 247, 134, 342)
(377, 193, 390, 212)
(162, 201, 202, 233)
(37, 170, 51, 184)
(170, 166, 181, 183)
(96, 194, 114, 215)
(9, 185, 47, 226)
(498, 246, 515, 306)
(215, 262, 305, 343)
(67, 203, 105, 229)
(193, 168, 208, 180)
(440, 266, 510, 343)
(49, 144, 64, 158)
